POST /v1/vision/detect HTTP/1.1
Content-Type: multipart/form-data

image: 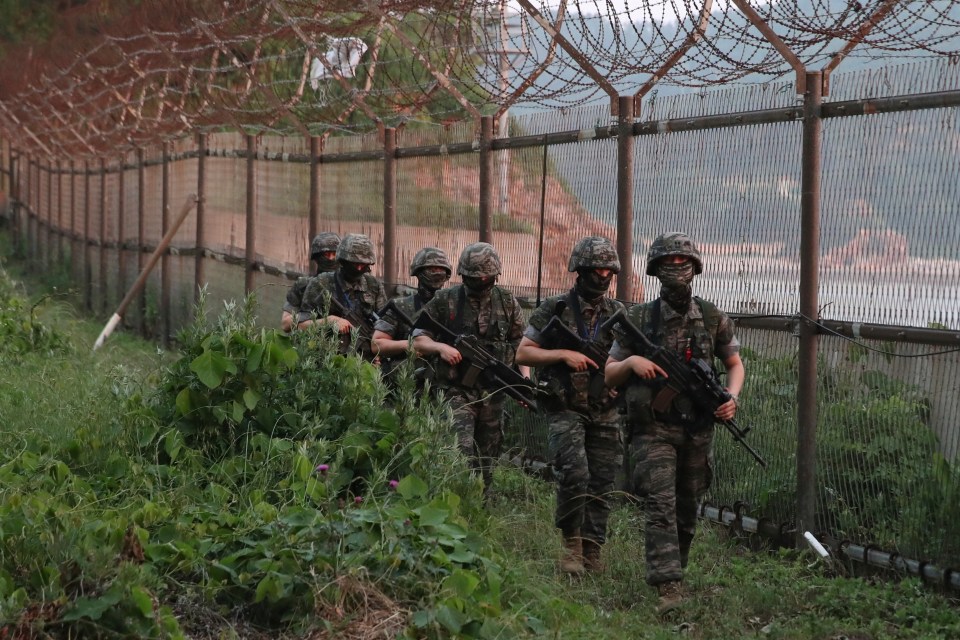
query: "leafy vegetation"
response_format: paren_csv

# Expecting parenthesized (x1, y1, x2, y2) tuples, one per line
(0, 254, 957, 638)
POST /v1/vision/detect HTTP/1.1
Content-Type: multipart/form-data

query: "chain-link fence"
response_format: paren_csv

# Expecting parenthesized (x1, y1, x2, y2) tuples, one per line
(3, 55, 960, 584)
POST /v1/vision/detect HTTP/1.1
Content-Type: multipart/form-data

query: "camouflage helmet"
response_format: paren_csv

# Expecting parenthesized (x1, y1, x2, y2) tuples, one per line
(645, 232, 703, 275)
(409, 246, 452, 277)
(568, 236, 621, 273)
(310, 232, 340, 258)
(457, 242, 502, 278)
(336, 233, 376, 265)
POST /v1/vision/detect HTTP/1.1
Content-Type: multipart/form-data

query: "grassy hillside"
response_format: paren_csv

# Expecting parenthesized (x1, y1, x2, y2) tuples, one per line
(0, 233, 958, 639)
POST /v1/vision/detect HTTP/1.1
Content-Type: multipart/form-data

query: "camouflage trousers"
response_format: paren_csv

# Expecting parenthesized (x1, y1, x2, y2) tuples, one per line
(629, 421, 714, 586)
(447, 390, 507, 492)
(548, 406, 623, 545)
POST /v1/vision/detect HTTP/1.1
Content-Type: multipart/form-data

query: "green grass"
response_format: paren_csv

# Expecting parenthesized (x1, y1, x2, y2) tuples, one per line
(0, 235, 958, 639)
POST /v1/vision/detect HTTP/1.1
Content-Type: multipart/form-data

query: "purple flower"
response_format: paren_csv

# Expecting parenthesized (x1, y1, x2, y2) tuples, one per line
(315, 464, 329, 475)
(388, 480, 399, 490)
(354, 496, 363, 505)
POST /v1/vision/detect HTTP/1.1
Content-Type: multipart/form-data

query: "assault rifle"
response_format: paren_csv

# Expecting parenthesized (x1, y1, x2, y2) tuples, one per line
(413, 310, 538, 411)
(326, 294, 380, 360)
(539, 307, 612, 403)
(608, 309, 767, 468)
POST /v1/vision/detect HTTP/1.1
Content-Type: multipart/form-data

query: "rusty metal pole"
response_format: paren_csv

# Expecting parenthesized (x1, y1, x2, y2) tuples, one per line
(195, 133, 207, 304)
(69, 160, 77, 275)
(245, 135, 257, 295)
(83, 160, 92, 311)
(616, 95, 635, 302)
(383, 127, 397, 294)
(99, 158, 108, 314)
(797, 71, 823, 545)
(45, 160, 53, 268)
(309, 135, 321, 274)
(479, 116, 494, 243)
(137, 148, 147, 337)
(161, 142, 171, 347)
(24, 155, 32, 262)
(117, 154, 126, 303)
(8, 146, 17, 257)
(57, 159, 64, 264)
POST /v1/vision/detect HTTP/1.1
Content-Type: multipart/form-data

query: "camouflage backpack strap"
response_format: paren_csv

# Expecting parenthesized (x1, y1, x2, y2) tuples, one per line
(694, 296, 720, 334)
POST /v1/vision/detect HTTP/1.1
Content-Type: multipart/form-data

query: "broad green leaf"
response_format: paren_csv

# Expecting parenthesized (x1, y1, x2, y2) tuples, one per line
(435, 603, 466, 633)
(246, 344, 264, 373)
(175, 387, 192, 416)
(164, 430, 183, 463)
(232, 400, 244, 423)
(443, 570, 480, 598)
(416, 506, 449, 527)
(190, 350, 228, 389)
(242, 388, 261, 410)
(397, 474, 428, 500)
(254, 575, 284, 603)
(130, 586, 154, 617)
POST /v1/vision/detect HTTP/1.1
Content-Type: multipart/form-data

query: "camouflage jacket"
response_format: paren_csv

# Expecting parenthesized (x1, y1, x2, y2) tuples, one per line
(412, 284, 525, 387)
(373, 292, 427, 340)
(297, 271, 387, 324)
(282, 276, 311, 314)
(609, 296, 739, 427)
(524, 289, 625, 410)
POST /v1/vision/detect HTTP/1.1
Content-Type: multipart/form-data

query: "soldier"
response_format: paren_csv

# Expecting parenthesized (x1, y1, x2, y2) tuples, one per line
(281, 232, 340, 332)
(604, 232, 744, 613)
(515, 236, 626, 575)
(297, 233, 386, 358)
(413, 242, 530, 495)
(371, 247, 452, 380)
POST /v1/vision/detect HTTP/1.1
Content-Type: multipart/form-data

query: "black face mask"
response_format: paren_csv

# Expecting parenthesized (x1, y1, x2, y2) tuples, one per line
(656, 262, 695, 311)
(416, 271, 449, 301)
(462, 275, 496, 297)
(313, 254, 338, 274)
(576, 269, 615, 301)
(339, 260, 370, 283)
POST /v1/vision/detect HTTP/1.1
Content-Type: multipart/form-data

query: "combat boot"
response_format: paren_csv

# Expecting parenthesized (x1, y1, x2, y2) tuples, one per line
(581, 538, 604, 573)
(559, 532, 585, 575)
(656, 581, 683, 614)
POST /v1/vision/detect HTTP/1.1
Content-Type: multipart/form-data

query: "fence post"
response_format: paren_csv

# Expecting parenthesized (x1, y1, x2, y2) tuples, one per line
(57, 159, 64, 264)
(616, 95, 635, 302)
(309, 135, 321, 272)
(245, 134, 257, 295)
(117, 153, 126, 303)
(479, 116, 494, 243)
(100, 158, 109, 314)
(195, 133, 207, 304)
(45, 159, 53, 269)
(796, 71, 824, 544)
(137, 148, 147, 337)
(69, 160, 77, 280)
(84, 160, 92, 312)
(383, 127, 397, 292)
(161, 142, 171, 347)
(25, 155, 33, 263)
(8, 146, 18, 257)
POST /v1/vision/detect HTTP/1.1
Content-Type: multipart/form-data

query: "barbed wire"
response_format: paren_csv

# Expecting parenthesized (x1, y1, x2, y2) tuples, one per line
(0, 0, 958, 159)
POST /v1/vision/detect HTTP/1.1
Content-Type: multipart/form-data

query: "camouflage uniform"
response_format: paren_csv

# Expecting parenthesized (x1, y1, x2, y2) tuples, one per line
(298, 234, 386, 356)
(524, 236, 626, 550)
(374, 247, 451, 381)
(608, 233, 740, 587)
(412, 243, 525, 491)
(283, 232, 341, 319)
(526, 293, 624, 543)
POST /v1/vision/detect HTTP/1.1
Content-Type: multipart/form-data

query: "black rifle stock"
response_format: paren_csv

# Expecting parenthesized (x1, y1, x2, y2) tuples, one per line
(413, 311, 538, 411)
(539, 315, 611, 403)
(608, 309, 767, 468)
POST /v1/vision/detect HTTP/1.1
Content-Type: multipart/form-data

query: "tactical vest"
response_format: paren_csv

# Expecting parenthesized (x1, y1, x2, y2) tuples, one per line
(624, 296, 722, 429)
(434, 285, 518, 388)
(537, 291, 620, 412)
